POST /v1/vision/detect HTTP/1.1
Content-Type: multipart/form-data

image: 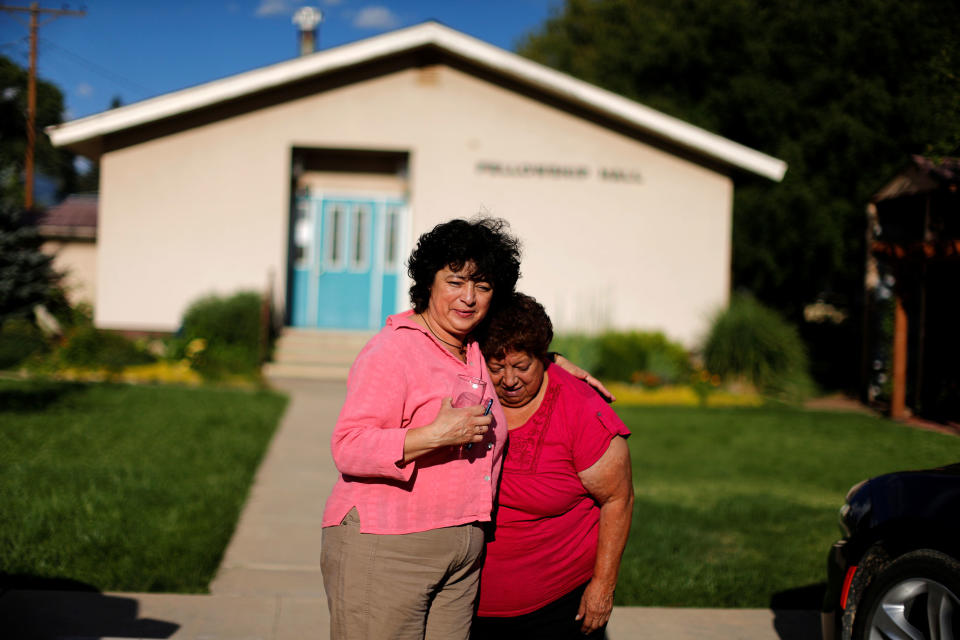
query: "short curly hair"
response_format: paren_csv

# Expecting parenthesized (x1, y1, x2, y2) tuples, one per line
(407, 217, 522, 314)
(478, 292, 553, 363)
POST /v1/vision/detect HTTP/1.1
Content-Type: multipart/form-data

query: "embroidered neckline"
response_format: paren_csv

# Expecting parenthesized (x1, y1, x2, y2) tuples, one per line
(510, 378, 560, 434)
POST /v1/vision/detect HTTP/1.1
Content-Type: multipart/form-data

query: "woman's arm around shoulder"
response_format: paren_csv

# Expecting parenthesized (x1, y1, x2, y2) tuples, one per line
(552, 353, 616, 402)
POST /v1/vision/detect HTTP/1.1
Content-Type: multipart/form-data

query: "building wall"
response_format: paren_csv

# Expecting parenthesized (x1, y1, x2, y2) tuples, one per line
(98, 63, 732, 345)
(42, 239, 97, 305)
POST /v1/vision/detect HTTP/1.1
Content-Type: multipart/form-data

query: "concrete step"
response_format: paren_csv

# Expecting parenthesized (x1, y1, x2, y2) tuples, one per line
(265, 329, 373, 380)
(276, 329, 373, 348)
(270, 346, 363, 365)
(263, 362, 352, 381)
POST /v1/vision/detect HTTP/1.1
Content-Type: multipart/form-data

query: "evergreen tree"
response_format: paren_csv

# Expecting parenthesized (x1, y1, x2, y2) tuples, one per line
(0, 202, 60, 323)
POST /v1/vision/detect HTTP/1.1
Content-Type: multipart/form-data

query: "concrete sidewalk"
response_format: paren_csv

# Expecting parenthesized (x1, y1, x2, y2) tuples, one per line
(0, 378, 821, 639)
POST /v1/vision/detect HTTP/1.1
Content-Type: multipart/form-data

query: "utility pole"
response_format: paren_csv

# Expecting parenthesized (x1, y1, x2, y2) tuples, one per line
(1, 2, 85, 210)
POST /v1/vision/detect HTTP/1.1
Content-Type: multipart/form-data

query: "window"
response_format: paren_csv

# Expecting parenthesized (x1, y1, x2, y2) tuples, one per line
(293, 198, 312, 268)
(384, 205, 400, 270)
(349, 204, 371, 270)
(325, 204, 345, 269)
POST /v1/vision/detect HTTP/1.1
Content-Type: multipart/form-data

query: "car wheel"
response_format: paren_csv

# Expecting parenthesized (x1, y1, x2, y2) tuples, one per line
(852, 549, 960, 640)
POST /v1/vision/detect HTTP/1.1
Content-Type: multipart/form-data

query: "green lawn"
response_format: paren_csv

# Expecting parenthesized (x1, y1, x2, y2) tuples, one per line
(3, 381, 958, 607)
(616, 406, 960, 607)
(0, 379, 287, 593)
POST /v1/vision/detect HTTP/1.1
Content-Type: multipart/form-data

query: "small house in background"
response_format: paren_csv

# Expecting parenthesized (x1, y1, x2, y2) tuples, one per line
(31, 193, 98, 306)
(47, 21, 784, 372)
(864, 155, 960, 423)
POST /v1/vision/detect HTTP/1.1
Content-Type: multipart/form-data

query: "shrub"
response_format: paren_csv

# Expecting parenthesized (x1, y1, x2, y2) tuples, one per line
(0, 317, 49, 369)
(58, 326, 156, 373)
(56, 299, 94, 330)
(549, 333, 601, 374)
(178, 291, 266, 379)
(552, 330, 691, 386)
(701, 294, 814, 402)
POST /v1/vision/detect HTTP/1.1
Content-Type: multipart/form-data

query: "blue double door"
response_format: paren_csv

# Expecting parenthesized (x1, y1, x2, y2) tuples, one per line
(291, 195, 405, 330)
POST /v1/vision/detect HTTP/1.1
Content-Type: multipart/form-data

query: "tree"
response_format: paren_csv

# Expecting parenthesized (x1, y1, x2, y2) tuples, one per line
(0, 202, 60, 323)
(519, 0, 960, 389)
(0, 55, 78, 209)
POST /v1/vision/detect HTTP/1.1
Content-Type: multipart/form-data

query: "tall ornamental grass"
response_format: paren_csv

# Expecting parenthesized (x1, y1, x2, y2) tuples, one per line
(702, 294, 814, 402)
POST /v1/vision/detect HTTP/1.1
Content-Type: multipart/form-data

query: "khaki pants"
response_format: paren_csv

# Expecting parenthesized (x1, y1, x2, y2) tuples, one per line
(321, 508, 485, 640)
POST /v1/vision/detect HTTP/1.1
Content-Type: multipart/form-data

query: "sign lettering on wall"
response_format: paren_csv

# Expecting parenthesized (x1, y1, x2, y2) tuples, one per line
(475, 161, 642, 184)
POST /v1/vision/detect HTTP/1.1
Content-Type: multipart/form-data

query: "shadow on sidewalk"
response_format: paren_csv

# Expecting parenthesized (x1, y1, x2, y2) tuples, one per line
(770, 583, 825, 640)
(0, 575, 179, 640)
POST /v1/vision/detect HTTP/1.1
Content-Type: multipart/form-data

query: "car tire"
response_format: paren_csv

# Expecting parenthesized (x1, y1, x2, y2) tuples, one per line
(851, 549, 960, 640)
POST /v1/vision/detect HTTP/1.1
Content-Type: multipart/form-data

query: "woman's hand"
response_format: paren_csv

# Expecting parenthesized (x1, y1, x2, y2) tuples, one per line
(402, 398, 491, 463)
(576, 578, 615, 634)
(553, 354, 616, 402)
(431, 397, 492, 446)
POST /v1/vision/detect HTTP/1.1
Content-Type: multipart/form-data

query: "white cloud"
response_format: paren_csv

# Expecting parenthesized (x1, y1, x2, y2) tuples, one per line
(76, 83, 94, 98)
(353, 6, 400, 30)
(256, 0, 299, 16)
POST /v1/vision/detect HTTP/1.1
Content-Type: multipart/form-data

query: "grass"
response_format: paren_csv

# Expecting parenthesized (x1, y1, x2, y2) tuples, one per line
(3, 379, 958, 607)
(616, 406, 960, 607)
(0, 378, 288, 593)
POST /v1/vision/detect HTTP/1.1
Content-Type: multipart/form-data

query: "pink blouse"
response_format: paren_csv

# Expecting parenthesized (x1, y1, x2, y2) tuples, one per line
(321, 310, 508, 535)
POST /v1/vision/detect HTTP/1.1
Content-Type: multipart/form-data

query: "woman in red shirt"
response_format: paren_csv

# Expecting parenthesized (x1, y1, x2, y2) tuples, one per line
(473, 293, 634, 639)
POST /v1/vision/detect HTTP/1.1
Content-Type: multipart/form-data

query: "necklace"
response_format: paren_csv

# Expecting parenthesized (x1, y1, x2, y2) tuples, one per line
(420, 313, 466, 357)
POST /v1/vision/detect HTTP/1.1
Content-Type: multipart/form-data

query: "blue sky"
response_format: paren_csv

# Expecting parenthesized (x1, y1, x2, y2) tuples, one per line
(1, 0, 559, 122)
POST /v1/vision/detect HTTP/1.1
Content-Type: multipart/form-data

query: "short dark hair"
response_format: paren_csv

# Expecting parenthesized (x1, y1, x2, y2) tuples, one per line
(407, 217, 522, 314)
(479, 292, 553, 363)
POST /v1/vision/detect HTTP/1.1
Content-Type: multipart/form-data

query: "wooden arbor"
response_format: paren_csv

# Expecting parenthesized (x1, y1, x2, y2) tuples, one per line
(864, 156, 960, 422)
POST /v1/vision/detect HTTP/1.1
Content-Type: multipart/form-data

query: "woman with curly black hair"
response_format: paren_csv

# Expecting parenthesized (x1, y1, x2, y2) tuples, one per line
(320, 217, 521, 640)
(320, 217, 610, 640)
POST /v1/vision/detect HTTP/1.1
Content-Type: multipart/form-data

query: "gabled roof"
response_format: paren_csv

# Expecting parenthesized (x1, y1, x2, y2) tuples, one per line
(47, 21, 786, 181)
(30, 193, 98, 239)
(872, 155, 960, 202)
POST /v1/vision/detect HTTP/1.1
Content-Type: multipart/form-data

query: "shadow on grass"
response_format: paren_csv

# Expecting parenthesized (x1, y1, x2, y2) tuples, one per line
(0, 379, 88, 411)
(0, 574, 179, 639)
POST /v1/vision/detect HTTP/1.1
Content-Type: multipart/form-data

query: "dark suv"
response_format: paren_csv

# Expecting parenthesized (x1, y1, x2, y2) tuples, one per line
(822, 463, 960, 640)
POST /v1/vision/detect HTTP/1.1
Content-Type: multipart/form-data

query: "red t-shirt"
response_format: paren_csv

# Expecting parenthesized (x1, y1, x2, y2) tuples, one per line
(476, 364, 631, 616)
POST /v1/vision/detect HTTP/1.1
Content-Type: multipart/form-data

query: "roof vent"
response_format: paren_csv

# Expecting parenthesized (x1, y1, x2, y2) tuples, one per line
(293, 7, 323, 56)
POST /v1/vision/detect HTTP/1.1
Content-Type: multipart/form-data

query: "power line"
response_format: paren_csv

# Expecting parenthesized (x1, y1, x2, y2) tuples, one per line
(0, 36, 30, 49)
(0, 3, 85, 210)
(39, 36, 154, 99)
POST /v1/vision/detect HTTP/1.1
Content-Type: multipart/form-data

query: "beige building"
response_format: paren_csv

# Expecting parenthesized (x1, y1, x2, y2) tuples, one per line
(48, 22, 785, 347)
(33, 194, 98, 307)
